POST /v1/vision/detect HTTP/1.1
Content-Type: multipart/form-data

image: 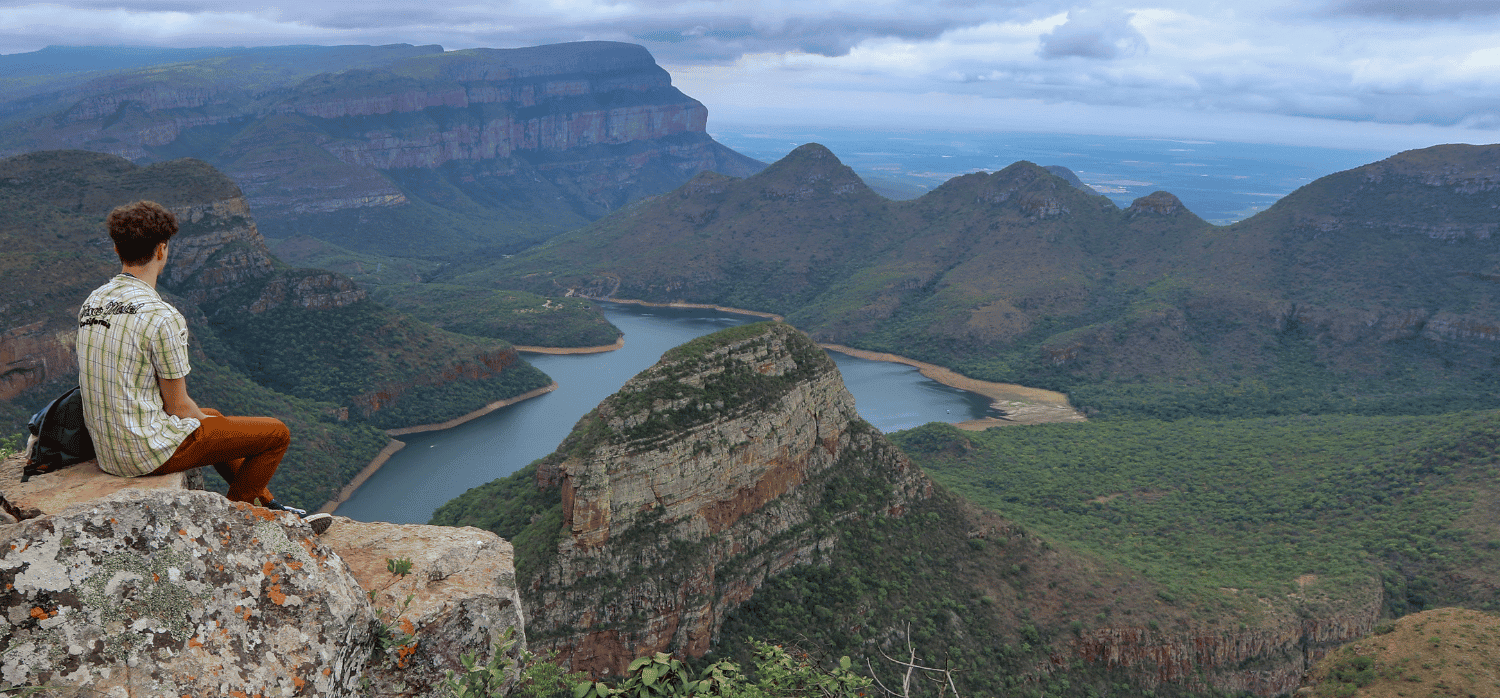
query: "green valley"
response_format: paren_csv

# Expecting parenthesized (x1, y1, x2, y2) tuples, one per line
(460, 143, 1500, 421)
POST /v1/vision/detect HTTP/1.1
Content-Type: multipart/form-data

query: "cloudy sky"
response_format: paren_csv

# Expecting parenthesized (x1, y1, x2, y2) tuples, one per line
(3, 0, 1499, 149)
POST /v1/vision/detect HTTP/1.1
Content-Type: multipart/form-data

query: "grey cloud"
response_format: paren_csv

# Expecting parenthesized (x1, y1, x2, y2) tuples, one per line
(1326, 0, 1500, 20)
(1037, 8, 1146, 60)
(571, 15, 969, 62)
(0, 0, 1051, 62)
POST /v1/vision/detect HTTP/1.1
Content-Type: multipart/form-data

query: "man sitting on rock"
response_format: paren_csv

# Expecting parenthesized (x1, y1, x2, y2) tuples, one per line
(76, 200, 330, 533)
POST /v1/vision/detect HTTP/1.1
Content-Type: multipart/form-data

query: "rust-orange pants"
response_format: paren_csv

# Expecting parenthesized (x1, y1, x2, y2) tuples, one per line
(150, 408, 289, 505)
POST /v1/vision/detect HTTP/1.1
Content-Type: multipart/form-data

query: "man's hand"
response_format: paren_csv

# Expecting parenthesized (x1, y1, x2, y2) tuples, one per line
(158, 376, 209, 422)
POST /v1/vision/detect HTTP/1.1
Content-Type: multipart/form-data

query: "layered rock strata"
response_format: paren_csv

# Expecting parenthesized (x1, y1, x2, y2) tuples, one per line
(522, 322, 931, 675)
(0, 42, 763, 250)
(1064, 587, 1381, 695)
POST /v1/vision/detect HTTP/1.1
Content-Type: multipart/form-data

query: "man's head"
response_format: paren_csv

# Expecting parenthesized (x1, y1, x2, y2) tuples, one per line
(108, 200, 178, 265)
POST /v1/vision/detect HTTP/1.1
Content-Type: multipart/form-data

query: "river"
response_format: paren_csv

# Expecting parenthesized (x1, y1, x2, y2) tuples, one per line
(332, 303, 1000, 524)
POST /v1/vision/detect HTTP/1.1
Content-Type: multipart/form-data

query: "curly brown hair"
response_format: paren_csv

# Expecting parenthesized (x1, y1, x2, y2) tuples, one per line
(108, 200, 178, 265)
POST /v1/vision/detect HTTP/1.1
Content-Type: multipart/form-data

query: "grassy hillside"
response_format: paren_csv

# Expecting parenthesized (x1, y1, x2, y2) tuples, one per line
(471, 143, 1500, 420)
(891, 414, 1500, 620)
(1305, 607, 1500, 698)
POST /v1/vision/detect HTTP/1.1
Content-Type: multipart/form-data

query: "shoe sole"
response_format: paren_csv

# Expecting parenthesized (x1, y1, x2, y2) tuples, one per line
(303, 513, 333, 535)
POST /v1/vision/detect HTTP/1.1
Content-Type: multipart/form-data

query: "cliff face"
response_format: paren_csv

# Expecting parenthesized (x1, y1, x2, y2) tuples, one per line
(1064, 588, 1381, 695)
(522, 323, 930, 675)
(159, 195, 276, 304)
(0, 42, 764, 255)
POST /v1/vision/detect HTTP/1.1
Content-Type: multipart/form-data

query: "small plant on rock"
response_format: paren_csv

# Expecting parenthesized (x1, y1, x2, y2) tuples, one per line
(370, 557, 420, 669)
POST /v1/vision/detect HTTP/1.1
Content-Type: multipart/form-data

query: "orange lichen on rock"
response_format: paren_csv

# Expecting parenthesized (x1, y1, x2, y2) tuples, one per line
(232, 501, 282, 522)
(396, 641, 419, 667)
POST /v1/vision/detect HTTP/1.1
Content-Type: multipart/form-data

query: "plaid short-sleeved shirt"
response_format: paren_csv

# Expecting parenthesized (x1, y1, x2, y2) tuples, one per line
(76, 274, 201, 477)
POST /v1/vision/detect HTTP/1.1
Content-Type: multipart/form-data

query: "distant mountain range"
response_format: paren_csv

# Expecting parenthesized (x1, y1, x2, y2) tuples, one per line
(0, 42, 763, 257)
(471, 142, 1500, 419)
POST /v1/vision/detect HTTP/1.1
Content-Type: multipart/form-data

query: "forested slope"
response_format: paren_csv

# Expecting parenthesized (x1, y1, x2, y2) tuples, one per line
(472, 143, 1500, 420)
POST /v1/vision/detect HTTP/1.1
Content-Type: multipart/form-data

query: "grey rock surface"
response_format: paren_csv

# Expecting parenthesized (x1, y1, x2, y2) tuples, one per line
(1, 488, 376, 696)
(320, 517, 528, 697)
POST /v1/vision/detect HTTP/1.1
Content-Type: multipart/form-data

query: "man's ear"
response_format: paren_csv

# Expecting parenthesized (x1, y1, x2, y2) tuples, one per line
(157, 241, 169, 262)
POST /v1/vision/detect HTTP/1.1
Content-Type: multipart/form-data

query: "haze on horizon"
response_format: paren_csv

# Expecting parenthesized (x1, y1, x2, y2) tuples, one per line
(3, 0, 1499, 151)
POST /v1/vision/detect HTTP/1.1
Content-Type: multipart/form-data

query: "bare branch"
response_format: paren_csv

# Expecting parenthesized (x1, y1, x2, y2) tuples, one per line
(866, 658, 903, 698)
(863, 622, 962, 698)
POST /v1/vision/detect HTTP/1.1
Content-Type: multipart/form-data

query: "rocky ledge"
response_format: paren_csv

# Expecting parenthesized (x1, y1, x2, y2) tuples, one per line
(0, 454, 525, 697)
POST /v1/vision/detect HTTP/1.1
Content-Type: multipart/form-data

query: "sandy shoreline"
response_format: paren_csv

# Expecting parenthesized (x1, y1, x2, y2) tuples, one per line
(594, 297, 1083, 428)
(386, 383, 558, 436)
(589, 297, 785, 322)
(318, 439, 406, 514)
(515, 337, 624, 354)
(321, 382, 558, 514)
(817, 345, 1085, 428)
(594, 296, 1082, 427)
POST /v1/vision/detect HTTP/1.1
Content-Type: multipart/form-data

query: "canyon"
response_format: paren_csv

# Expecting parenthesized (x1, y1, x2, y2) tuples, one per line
(433, 321, 1397, 697)
(0, 42, 764, 256)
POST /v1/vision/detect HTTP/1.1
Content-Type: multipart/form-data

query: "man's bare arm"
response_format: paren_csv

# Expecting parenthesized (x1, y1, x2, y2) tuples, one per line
(158, 376, 209, 422)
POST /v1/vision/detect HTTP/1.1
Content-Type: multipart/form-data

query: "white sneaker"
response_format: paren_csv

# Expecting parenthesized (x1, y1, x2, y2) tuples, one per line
(303, 513, 334, 535)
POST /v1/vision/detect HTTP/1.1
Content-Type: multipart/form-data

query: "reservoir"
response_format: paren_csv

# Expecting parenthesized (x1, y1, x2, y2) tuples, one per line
(333, 302, 999, 524)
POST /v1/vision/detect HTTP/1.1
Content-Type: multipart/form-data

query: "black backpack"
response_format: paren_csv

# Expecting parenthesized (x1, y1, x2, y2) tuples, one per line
(23, 386, 96, 482)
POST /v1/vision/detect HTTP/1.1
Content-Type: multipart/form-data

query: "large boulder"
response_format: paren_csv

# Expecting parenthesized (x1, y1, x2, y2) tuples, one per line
(0, 488, 376, 696)
(319, 518, 528, 697)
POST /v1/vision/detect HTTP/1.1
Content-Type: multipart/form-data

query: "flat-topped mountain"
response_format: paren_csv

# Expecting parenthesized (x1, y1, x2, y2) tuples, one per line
(434, 322, 932, 674)
(0, 42, 763, 256)
(476, 142, 1500, 419)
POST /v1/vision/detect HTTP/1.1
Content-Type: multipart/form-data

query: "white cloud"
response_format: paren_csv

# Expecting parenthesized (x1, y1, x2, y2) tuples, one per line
(1037, 8, 1146, 59)
(1, 0, 1500, 143)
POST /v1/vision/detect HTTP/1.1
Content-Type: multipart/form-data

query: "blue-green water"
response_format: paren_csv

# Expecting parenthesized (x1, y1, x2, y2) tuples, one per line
(709, 126, 1391, 225)
(333, 303, 995, 524)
